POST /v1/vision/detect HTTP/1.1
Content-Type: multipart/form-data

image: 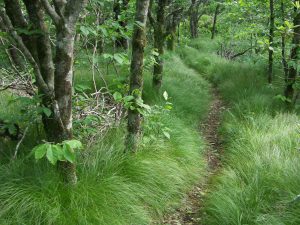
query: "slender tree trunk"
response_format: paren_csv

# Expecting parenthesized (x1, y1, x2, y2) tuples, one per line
(281, 0, 288, 82)
(190, 0, 198, 38)
(153, 0, 167, 89)
(268, 0, 275, 84)
(7, 46, 25, 69)
(166, 8, 182, 51)
(177, 22, 180, 44)
(114, 0, 130, 49)
(284, 4, 300, 106)
(166, 24, 176, 51)
(211, 4, 220, 40)
(4, 0, 38, 60)
(126, 0, 150, 152)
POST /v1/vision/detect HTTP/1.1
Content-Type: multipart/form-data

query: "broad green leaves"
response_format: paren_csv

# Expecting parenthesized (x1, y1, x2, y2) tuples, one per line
(33, 140, 83, 165)
(112, 89, 151, 115)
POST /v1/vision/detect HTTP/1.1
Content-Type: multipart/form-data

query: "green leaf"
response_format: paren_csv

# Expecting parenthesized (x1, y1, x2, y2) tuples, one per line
(46, 144, 57, 165)
(103, 53, 113, 60)
(163, 131, 171, 139)
(52, 145, 64, 161)
(63, 144, 75, 163)
(113, 54, 124, 64)
(113, 92, 123, 102)
(8, 124, 17, 135)
(42, 107, 52, 117)
(63, 140, 83, 150)
(80, 26, 90, 36)
(33, 144, 47, 160)
(163, 91, 168, 101)
(164, 105, 173, 110)
(123, 95, 135, 102)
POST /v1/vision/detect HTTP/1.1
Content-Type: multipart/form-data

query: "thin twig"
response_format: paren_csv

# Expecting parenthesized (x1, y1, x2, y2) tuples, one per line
(13, 126, 29, 159)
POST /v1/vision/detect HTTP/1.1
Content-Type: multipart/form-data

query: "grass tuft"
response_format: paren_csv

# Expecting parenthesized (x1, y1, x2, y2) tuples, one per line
(183, 39, 300, 225)
(0, 51, 210, 224)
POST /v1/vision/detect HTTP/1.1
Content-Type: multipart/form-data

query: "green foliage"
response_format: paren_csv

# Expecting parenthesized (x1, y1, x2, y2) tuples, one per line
(113, 89, 151, 114)
(0, 51, 211, 224)
(5, 95, 52, 124)
(33, 140, 83, 165)
(183, 39, 300, 224)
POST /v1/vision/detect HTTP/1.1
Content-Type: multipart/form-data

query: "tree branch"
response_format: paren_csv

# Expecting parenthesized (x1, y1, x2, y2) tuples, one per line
(230, 47, 252, 60)
(0, 9, 51, 95)
(40, 0, 61, 25)
(64, 0, 88, 25)
(148, 0, 156, 28)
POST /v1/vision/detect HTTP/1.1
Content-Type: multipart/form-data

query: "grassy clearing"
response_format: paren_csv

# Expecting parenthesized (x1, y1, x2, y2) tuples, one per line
(0, 51, 210, 224)
(183, 39, 300, 225)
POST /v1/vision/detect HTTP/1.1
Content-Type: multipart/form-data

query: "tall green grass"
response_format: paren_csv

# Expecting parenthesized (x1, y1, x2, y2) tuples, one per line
(183, 39, 300, 225)
(0, 51, 211, 224)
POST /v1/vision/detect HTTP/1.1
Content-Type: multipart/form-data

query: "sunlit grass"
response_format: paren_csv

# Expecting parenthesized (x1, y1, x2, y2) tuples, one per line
(183, 39, 300, 225)
(0, 50, 210, 224)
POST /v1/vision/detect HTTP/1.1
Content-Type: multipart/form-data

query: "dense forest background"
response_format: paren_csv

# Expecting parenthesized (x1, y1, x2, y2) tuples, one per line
(0, 0, 300, 224)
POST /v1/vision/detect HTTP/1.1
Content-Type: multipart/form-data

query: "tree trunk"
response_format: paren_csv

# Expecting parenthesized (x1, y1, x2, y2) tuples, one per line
(284, 4, 300, 106)
(281, 0, 288, 82)
(166, 8, 182, 51)
(23, 0, 55, 89)
(190, 0, 198, 38)
(211, 4, 220, 40)
(153, 0, 167, 89)
(1, 0, 87, 185)
(4, 0, 38, 60)
(166, 25, 176, 51)
(268, 0, 275, 84)
(7, 46, 25, 69)
(126, 0, 150, 152)
(114, 0, 130, 49)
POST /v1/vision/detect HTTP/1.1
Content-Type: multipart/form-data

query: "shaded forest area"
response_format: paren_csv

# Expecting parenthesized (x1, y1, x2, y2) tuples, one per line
(0, 0, 300, 224)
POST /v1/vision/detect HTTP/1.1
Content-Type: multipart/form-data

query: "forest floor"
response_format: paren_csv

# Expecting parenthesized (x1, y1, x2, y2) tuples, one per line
(162, 88, 225, 225)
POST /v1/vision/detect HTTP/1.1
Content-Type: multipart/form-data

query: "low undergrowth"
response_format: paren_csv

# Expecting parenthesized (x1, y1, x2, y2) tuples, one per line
(183, 39, 300, 225)
(0, 52, 211, 224)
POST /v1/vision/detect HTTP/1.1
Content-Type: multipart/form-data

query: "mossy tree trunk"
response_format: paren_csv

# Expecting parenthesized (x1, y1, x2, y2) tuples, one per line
(190, 0, 199, 38)
(0, 0, 88, 185)
(150, 0, 168, 90)
(114, 0, 130, 49)
(284, 3, 300, 106)
(211, 4, 220, 40)
(166, 8, 183, 51)
(281, 0, 288, 82)
(126, 0, 150, 152)
(268, 0, 275, 84)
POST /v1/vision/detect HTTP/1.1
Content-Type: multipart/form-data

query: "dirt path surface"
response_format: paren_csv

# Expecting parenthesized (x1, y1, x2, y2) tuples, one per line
(161, 89, 225, 225)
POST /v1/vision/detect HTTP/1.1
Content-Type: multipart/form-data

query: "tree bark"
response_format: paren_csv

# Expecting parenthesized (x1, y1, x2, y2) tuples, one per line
(268, 0, 275, 84)
(284, 4, 300, 106)
(166, 8, 182, 51)
(126, 0, 150, 152)
(281, 0, 288, 82)
(52, 0, 87, 185)
(114, 0, 130, 49)
(7, 46, 25, 69)
(152, 0, 168, 89)
(190, 0, 198, 38)
(166, 22, 176, 51)
(211, 4, 220, 40)
(23, 0, 55, 90)
(4, 0, 38, 65)
(1, 0, 87, 185)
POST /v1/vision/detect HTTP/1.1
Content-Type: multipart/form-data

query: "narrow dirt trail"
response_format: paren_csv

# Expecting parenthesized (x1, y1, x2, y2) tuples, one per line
(161, 88, 225, 225)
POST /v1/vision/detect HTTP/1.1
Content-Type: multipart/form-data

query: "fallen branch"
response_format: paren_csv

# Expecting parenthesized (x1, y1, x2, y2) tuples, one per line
(230, 47, 252, 60)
